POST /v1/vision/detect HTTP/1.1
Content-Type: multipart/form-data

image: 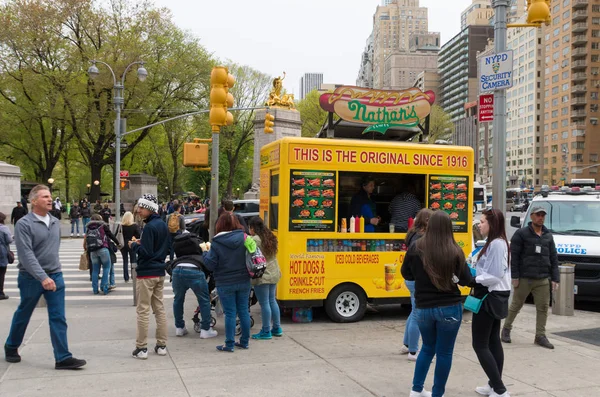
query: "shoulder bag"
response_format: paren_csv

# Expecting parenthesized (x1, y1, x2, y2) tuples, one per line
(464, 289, 488, 314)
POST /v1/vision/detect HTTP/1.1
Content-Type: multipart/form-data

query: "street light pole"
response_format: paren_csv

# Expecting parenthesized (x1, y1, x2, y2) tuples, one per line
(492, 0, 509, 215)
(88, 60, 147, 225)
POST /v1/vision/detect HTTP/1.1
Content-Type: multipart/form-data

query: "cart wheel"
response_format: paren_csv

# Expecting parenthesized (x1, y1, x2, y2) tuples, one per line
(235, 319, 242, 336)
(250, 316, 255, 328)
(193, 322, 201, 333)
(325, 283, 367, 323)
(210, 316, 217, 328)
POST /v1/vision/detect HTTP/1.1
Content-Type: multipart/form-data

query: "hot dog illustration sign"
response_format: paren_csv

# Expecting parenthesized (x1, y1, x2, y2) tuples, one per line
(319, 86, 435, 134)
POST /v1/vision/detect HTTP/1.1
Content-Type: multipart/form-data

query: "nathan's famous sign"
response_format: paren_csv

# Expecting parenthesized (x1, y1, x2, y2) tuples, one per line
(319, 86, 435, 134)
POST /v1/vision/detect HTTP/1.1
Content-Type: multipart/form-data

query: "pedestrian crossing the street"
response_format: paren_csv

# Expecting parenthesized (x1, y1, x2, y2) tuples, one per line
(4, 239, 174, 304)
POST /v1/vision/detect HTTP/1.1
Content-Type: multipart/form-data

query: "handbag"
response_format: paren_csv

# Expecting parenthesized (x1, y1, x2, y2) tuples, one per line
(114, 224, 124, 247)
(7, 250, 14, 264)
(464, 289, 488, 314)
(79, 251, 89, 271)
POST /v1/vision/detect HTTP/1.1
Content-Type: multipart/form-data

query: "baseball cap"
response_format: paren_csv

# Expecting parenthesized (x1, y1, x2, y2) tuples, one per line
(530, 206, 547, 215)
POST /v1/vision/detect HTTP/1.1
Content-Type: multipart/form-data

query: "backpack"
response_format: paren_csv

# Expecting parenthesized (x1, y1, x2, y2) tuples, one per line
(168, 212, 182, 233)
(244, 234, 267, 279)
(86, 226, 106, 252)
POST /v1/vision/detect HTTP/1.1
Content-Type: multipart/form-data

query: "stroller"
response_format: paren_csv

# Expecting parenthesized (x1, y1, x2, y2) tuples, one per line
(192, 276, 257, 336)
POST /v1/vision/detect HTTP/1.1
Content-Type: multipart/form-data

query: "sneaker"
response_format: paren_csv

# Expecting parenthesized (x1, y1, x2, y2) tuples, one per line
(200, 328, 218, 339)
(77, 233, 80, 238)
(501, 328, 511, 343)
(70, 233, 73, 237)
(400, 345, 410, 354)
(108, 285, 117, 291)
(154, 345, 167, 356)
(490, 392, 510, 397)
(475, 384, 493, 395)
(4, 345, 21, 363)
(534, 335, 554, 349)
(176, 327, 188, 337)
(234, 341, 249, 349)
(55, 357, 86, 370)
(407, 352, 418, 361)
(0, 294, 9, 300)
(409, 389, 432, 397)
(132, 347, 148, 359)
(271, 327, 283, 337)
(252, 330, 272, 340)
(216, 345, 234, 352)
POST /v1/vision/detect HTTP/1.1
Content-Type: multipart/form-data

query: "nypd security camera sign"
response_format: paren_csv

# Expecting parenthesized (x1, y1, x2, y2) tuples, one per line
(479, 51, 514, 93)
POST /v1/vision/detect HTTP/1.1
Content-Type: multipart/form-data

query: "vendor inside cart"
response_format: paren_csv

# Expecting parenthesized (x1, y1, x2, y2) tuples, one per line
(349, 175, 380, 232)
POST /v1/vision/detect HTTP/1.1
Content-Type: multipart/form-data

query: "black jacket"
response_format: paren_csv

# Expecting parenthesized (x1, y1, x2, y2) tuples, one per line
(70, 206, 81, 219)
(510, 222, 560, 282)
(11, 206, 27, 224)
(81, 207, 91, 218)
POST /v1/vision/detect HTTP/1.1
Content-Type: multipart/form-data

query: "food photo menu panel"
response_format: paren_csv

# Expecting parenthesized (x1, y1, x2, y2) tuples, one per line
(289, 170, 336, 232)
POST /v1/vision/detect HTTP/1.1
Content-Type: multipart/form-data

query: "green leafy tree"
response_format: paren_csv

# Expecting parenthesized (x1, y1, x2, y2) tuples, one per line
(297, 89, 328, 138)
(427, 105, 455, 143)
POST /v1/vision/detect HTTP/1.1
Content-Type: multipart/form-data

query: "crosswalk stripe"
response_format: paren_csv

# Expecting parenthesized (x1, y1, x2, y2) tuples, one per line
(5, 241, 174, 303)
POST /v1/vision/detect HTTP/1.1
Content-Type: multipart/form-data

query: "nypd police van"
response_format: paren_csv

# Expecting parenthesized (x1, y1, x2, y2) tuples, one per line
(511, 186, 600, 301)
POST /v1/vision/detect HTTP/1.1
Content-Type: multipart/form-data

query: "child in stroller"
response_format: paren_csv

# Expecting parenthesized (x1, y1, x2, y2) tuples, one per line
(192, 276, 257, 336)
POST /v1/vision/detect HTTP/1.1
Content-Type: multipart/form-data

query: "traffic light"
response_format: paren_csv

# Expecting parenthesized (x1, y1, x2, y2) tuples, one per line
(264, 112, 275, 134)
(209, 66, 236, 133)
(119, 179, 130, 190)
(526, 0, 551, 26)
(183, 139, 210, 167)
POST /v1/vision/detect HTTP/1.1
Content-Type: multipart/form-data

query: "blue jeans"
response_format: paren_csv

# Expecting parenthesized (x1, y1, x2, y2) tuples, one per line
(403, 280, 420, 353)
(5, 272, 72, 362)
(172, 267, 211, 330)
(120, 249, 136, 282)
(217, 282, 251, 349)
(82, 217, 90, 233)
(90, 248, 111, 294)
(70, 219, 80, 234)
(412, 303, 463, 397)
(254, 283, 281, 333)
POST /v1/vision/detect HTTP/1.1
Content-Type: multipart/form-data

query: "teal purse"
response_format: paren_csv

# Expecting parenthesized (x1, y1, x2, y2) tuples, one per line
(464, 290, 488, 314)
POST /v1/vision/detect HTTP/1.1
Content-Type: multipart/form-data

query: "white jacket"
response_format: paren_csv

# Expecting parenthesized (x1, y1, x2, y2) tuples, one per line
(475, 238, 512, 292)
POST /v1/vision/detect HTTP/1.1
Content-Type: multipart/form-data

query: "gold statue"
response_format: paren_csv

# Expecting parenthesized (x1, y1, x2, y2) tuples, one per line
(266, 72, 296, 109)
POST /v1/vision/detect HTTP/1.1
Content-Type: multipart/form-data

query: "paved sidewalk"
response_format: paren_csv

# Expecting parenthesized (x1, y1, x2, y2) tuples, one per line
(0, 297, 599, 397)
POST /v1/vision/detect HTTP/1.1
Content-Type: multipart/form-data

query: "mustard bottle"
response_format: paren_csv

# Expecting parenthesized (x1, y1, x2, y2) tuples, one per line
(359, 216, 365, 233)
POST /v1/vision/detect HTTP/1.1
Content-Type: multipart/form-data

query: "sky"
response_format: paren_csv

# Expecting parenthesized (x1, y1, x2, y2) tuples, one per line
(152, 0, 474, 94)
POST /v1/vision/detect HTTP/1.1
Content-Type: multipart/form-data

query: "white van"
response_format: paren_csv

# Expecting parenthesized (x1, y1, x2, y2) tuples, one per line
(510, 187, 600, 301)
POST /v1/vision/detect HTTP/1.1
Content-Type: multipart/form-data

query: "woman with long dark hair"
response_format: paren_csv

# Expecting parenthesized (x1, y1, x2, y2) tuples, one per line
(0, 212, 13, 300)
(472, 209, 512, 397)
(401, 211, 472, 397)
(401, 208, 433, 360)
(202, 212, 253, 352)
(248, 217, 282, 340)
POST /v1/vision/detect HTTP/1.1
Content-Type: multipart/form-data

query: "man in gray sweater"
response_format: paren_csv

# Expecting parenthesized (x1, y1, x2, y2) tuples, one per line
(4, 185, 86, 369)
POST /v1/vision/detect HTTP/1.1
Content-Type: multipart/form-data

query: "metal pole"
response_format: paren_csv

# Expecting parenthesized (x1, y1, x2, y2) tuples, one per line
(492, 0, 509, 215)
(209, 131, 220, 240)
(114, 83, 123, 225)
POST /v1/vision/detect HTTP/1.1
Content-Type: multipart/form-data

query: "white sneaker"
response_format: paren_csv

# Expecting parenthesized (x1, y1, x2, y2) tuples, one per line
(409, 390, 432, 397)
(77, 233, 80, 237)
(408, 352, 418, 361)
(200, 328, 218, 339)
(400, 345, 410, 354)
(132, 347, 148, 360)
(175, 327, 188, 337)
(475, 384, 493, 395)
(70, 233, 73, 237)
(154, 345, 167, 356)
(490, 392, 510, 397)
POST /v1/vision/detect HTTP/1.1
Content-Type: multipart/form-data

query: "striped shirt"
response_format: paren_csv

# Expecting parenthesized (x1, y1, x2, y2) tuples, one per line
(389, 193, 421, 232)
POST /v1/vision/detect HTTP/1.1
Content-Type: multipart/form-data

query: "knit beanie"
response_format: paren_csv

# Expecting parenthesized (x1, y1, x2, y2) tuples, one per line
(137, 193, 158, 213)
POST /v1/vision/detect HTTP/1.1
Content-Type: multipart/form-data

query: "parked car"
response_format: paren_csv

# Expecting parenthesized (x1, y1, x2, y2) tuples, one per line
(184, 199, 259, 229)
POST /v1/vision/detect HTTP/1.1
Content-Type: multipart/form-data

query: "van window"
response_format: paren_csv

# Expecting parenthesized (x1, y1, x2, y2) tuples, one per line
(533, 200, 600, 235)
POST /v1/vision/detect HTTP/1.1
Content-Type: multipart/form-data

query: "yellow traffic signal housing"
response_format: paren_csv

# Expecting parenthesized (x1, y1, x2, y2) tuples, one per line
(527, 0, 551, 26)
(119, 179, 130, 190)
(264, 113, 275, 134)
(183, 142, 209, 167)
(209, 67, 236, 132)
